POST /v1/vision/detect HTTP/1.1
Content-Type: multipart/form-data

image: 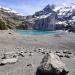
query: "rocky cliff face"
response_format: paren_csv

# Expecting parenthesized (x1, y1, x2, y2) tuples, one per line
(32, 3, 75, 31)
(32, 5, 65, 31)
(16, 20, 33, 30)
(33, 13, 55, 31)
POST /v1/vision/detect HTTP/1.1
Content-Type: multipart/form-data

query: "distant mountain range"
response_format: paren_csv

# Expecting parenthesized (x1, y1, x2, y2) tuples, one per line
(0, 4, 75, 32)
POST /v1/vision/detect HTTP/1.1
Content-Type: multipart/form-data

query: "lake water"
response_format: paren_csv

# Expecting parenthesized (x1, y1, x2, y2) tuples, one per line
(15, 29, 62, 36)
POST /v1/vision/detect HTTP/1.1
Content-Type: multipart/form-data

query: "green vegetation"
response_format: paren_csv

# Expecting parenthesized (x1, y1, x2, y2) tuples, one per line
(0, 19, 8, 30)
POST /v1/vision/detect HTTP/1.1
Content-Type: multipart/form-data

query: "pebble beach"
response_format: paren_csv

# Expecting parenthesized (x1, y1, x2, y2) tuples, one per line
(0, 30, 75, 75)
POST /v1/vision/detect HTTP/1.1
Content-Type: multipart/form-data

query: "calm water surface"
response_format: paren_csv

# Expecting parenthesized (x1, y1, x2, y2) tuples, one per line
(15, 30, 62, 36)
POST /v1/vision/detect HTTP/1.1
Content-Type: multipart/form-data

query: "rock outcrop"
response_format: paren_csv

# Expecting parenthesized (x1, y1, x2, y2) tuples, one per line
(16, 20, 33, 30)
(36, 53, 69, 75)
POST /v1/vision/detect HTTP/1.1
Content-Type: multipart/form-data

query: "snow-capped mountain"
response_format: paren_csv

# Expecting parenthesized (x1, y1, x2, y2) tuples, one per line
(0, 4, 74, 32)
(54, 3, 75, 12)
(31, 3, 75, 31)
(34, 4, 55, 16)
(0, 6, 23, 16)
(54, 3, 75, 18)
(33, 3, 75, 20)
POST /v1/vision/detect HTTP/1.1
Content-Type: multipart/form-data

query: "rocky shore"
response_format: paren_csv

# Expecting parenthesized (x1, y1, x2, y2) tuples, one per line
(0, 30, 75, 75)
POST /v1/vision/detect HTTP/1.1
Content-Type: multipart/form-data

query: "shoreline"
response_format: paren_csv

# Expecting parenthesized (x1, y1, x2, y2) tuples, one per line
(0, 30, 74, 50)
(0, 30, 75, 75)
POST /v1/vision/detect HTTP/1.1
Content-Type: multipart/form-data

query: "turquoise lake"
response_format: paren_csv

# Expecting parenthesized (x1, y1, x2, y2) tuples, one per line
(15, 30, 62, 36)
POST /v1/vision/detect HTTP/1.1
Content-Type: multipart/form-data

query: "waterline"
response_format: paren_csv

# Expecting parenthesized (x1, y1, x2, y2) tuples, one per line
(15, 30, 63, 36)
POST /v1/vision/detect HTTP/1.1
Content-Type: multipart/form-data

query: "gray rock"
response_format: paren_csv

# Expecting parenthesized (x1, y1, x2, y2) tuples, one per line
(29, 53, 33, 56)
(19, 52, 25, 57)
(1, 52, 18, 65)
(64, 55, 70, 58)
(38, 48, 44, 51)
(3, 52, 18, 59)
(56, 51, 61, 53)
(36, 53, 69, 75)
(27, 64, 33, 67)
(63, 50, 72, 54)
(24, 51, 27, 53)
(38, 48, 44, 52)
(56, 53, 64, 58)
(41, 51, 45, 54)
(34, 49, 37, 52)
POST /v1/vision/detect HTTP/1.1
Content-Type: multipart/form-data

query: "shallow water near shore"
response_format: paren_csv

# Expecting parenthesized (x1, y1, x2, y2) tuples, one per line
(15, 29, 63, 36)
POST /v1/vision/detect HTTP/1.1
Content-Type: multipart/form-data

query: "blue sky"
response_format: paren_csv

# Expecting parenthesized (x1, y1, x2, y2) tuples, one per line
(0, 0, 75, 15)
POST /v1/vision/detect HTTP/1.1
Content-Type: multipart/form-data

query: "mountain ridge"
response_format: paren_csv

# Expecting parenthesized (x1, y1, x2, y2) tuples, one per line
(0, 3, 75, 32)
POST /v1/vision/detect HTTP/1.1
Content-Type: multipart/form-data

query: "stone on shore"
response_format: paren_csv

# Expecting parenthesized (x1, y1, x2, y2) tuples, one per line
(1, 52, 18, 65)
(29, 52, 34, 56)
(2, 52, 18, 59)
(1, 58, 18, 65)
(36, 53, 69, 75)
(56, 53, 64, 58)
(63, 50, 72, 54)
(19, 51, 25, 57)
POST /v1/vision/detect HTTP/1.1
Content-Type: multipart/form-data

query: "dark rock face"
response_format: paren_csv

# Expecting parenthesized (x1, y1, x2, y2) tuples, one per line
(16, 21, 33, 30)
(55, 24, 65, 30)
(33, 13, 65, 31)
(34, 4, 55, 16)
(65, 25, 75, 32)
(33, 13, 55, 31)
(36, 53, 69, 75)
(33, 18, 54, 31)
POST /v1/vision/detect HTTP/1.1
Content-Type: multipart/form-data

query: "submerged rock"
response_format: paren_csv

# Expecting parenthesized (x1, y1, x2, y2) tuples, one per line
(36, 53, 69, 75)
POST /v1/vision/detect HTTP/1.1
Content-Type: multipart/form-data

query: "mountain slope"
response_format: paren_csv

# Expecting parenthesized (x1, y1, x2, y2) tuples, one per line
(0, 6, 26, 29)
(32, 3, 75, 31)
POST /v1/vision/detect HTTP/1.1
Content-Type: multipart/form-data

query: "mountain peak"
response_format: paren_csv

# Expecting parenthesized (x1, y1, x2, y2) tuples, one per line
(43, 4, 55, 11)
(44, 4, 51, 9)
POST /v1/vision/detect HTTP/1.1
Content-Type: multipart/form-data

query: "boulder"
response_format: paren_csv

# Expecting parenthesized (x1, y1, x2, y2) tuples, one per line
(2, 52, 18, 59)
(1, 58, 18, 65)
(29, 52, 33, 56)
(19, 51, 25, 57)
(63, 50, 72, 54)
(38, 48, 44, 52)
(56, 53, 64, 58)
(36, 53, 69, 75)
(64, 55, 70, 58)
(1, 52, 18, 65)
